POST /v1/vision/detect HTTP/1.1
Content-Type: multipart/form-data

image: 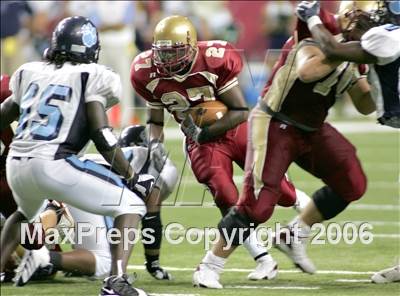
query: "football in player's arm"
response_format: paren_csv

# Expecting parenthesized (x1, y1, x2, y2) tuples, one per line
(132, 16, 315, 287)
(192, 6, 379, 285)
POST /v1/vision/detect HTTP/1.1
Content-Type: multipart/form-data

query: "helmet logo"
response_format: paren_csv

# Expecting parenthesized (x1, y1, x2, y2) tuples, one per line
(81, 23, 97, 47)
(156, 40, 173, 46)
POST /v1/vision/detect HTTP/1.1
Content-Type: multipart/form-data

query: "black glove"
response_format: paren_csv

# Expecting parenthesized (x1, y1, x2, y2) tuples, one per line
(127, 174, 156, 199)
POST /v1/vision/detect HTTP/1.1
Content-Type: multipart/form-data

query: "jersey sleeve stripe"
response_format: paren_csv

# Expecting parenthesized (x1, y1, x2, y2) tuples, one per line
(146, 102, 164, 109)
(217, 77, 238, 95)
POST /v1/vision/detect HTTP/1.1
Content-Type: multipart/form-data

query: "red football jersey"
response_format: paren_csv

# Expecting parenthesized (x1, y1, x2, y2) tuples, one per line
(0, 74, 14, 169)
(260, 38, 356, 129)
(130, 41, 243, 123)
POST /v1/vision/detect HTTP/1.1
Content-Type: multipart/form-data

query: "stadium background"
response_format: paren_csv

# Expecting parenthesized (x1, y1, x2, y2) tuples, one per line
(1, 1, 399, 296)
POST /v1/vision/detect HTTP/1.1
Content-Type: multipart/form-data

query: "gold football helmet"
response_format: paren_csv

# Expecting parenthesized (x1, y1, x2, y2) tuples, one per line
(152, 15, 198, 76)
(338, 1, 399, 38)
(338, 1, 380, 37)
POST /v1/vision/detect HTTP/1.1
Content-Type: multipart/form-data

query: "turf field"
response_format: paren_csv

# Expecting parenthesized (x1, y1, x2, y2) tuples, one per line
(1, 120, 399, 296)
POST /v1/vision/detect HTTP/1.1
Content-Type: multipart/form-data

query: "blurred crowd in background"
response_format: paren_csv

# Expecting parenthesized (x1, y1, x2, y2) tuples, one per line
(2, 0, 360, 127)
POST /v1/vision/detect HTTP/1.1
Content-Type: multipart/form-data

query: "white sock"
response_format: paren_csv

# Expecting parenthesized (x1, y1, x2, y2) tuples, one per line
(288, 216, 311, 239)
(202, 251, 226, 273)
(243, 231, 269, 262)
(293, 189, 311, 213)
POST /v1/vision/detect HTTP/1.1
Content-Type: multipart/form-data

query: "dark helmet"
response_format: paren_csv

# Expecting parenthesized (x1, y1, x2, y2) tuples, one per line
(44, 16, 100, 65)
(381, 0, 400, 24)
(118, 125, 148, 148)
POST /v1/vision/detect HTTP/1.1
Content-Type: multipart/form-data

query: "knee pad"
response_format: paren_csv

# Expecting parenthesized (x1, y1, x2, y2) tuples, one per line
(218, 207, 258, 246)
(313, 186, 349, 220)
(142, 212, 162, 250)
(92, 251, 111, 278)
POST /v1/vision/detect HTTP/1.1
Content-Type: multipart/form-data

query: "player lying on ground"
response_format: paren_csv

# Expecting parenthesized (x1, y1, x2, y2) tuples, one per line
(130, 15, 312, 283)
(0, 16, 152, 296)
(192, 8, 377, 288)
(13, 125, 178, 286)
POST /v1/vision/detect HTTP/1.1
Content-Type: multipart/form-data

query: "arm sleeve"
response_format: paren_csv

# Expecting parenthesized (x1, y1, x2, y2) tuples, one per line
(85, 66, 121, 109)
(361, 25, 400, 65)
(215, 42, 243, 95)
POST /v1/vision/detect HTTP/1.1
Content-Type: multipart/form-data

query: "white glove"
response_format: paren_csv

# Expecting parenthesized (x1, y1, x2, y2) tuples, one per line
(296, 1, 320, 22)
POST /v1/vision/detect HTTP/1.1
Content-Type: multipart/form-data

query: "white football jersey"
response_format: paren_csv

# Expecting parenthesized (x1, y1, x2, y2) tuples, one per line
(9, 61, 121, 159)
(361, 24, 400, 66)
(361, 24, 400, 125)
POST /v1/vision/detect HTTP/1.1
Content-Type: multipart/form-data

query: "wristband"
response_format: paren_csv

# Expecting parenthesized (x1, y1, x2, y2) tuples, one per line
(307, 15, 322, 30)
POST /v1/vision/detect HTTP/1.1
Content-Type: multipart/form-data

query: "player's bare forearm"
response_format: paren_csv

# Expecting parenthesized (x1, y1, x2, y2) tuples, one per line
(207, 85, 249, 137)
(310, 24, 377, 64)
(0, 97, 19, 131)
(206, 110, 248, 139)
(86, 101, 134, 179)
(147, 108, 164, 142)
(101, 148, 134, 179)
(347, 78, 376, 115)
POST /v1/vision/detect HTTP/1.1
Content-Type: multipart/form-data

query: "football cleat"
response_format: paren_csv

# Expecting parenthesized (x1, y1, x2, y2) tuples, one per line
(193, 263, 223, 289)
(14, 246, 52, 286)
(100, 274, 148, 296)
(371, 265, 400, 284)
(273, 231, 316, 274)
(145, 261, 172, 280)
(247, 255, 278, 280)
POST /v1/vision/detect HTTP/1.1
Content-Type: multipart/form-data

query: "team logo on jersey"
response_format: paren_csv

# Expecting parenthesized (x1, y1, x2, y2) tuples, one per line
(81, 23, 97, 48)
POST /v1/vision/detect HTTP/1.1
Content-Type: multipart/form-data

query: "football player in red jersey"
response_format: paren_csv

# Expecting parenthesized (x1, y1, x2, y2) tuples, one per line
(0, 74, 17, 219)
(192, 9, 376, 288)
(0, 74, 19, 282)
(131, 15, 312, 283)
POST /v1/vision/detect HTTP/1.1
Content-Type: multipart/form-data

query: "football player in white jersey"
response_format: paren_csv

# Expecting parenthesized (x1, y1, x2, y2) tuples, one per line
(13, 125, 178, 285)
(296, 0, 400, 128)
(0, 16, 151, 296)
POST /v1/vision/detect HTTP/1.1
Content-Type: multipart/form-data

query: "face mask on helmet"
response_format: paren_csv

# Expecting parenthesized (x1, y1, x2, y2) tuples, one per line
(339, 1, 383, 41)
(152, 42, 194, 76)
(341, 10, 375, 40)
